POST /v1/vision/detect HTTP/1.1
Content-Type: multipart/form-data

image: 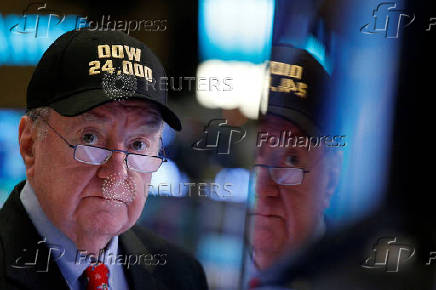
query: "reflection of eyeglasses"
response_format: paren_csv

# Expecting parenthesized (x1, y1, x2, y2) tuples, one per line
(253, 164, 310, 185)
(41, 119, 166, 173)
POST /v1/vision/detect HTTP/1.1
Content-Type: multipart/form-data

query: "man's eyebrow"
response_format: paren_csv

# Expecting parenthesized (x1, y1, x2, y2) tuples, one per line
(79, 112, 111, 123)
(62, 112, 110, 131)
(133, 125, 161, 137)
(62, 112, 109, 130)
(142, 114, 163, 127)
(133, 117, 163, 135)
(65, 109, 163, 131)
(130, 107, 163, 128)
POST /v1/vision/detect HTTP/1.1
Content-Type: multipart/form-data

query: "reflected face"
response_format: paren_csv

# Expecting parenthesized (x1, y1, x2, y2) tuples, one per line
(30, 100, 162, 241)
(250, 115, 332, 270)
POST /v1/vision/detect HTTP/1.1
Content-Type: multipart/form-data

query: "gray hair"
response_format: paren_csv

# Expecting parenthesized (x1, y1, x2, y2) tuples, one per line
(25, 107, 51, 140)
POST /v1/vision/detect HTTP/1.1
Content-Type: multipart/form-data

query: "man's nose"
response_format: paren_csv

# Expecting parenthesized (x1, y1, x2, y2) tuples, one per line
(255, 168, 280, 198)
(97, 150, 129, 180)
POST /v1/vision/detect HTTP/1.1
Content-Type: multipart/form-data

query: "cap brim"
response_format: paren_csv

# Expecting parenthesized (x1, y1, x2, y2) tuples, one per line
(49, 89, 182, 131)
(266, 105, 320, 136)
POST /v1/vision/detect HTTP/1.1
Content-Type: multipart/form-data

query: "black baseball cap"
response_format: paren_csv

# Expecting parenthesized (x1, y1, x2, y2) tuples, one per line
(26, 29, 182, 131)
(263, 44, 330, 135)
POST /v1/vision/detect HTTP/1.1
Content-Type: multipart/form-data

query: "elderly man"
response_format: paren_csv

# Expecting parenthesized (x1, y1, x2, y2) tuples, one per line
(248, 45, 342, 272)
(0, 30, 208, 290)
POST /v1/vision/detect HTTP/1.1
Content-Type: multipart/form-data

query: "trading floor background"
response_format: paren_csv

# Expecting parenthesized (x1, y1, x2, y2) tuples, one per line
(1, 0, 435, 289)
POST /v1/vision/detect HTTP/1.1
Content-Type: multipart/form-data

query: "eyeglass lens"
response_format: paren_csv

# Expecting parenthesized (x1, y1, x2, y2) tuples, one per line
(254, 167, 304, 185)
(74, 145, 162, 173)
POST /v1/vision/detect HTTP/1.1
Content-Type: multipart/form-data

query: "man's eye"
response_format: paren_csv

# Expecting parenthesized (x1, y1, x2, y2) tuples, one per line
(82, 133, 97, 145)
(285, 155, 299, 167)
(132, 140, 147, 151)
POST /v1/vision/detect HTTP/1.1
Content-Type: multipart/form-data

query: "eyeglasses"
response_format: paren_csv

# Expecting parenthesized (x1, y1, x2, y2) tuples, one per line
(253, 164, 310, 185)
(41, 119, 166, 173)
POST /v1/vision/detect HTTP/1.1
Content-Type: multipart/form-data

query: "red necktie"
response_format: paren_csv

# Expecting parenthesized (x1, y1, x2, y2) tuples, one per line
(84, 262, 110, 290)
(249, 277, 261, 289)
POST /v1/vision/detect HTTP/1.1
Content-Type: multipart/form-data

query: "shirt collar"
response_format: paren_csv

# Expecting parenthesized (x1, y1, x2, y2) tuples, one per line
(20, 180, 119, 288)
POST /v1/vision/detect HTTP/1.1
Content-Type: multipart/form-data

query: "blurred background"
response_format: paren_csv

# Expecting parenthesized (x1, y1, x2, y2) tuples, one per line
(0, 0, 415, 289)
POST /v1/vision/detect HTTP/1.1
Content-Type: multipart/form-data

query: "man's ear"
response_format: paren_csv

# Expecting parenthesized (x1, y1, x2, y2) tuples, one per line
(19, 116, 37, 178)
(322, 150, 343, 209)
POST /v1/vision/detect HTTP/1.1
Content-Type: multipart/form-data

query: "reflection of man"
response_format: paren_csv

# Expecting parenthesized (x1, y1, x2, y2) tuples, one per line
(0, 30, 208, 289)
(249, 45, 342, 271)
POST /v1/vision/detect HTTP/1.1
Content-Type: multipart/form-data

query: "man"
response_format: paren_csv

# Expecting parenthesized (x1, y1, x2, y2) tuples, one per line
(248, 45, 342, 272)
(0, 30, 208, 290)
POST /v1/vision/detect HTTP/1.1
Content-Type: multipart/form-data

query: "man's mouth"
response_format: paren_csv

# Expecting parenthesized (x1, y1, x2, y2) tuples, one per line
(249, 212, 284, 220)
(87, 195, 129, 206)
(103, 196, 128, 204)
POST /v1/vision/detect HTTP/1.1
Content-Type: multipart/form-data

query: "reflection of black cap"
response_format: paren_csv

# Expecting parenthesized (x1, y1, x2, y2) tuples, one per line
(265, 44, 330, 135)
(26, 30, 181, 131)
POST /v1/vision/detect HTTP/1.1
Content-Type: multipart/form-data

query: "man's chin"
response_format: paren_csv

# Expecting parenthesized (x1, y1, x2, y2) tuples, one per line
(252, 245, 286, 270)
(252, 229, 287, 252)
(77, 209, 129, 236)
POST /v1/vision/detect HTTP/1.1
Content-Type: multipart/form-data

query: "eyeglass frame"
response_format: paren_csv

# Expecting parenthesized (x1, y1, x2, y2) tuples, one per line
(39, 117, 167, 173)
(253, 164, 311, 186)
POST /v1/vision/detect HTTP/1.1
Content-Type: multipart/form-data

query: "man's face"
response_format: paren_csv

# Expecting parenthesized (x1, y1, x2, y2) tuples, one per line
(27, 100, 162, 242)
(250, 115, 333, 269)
